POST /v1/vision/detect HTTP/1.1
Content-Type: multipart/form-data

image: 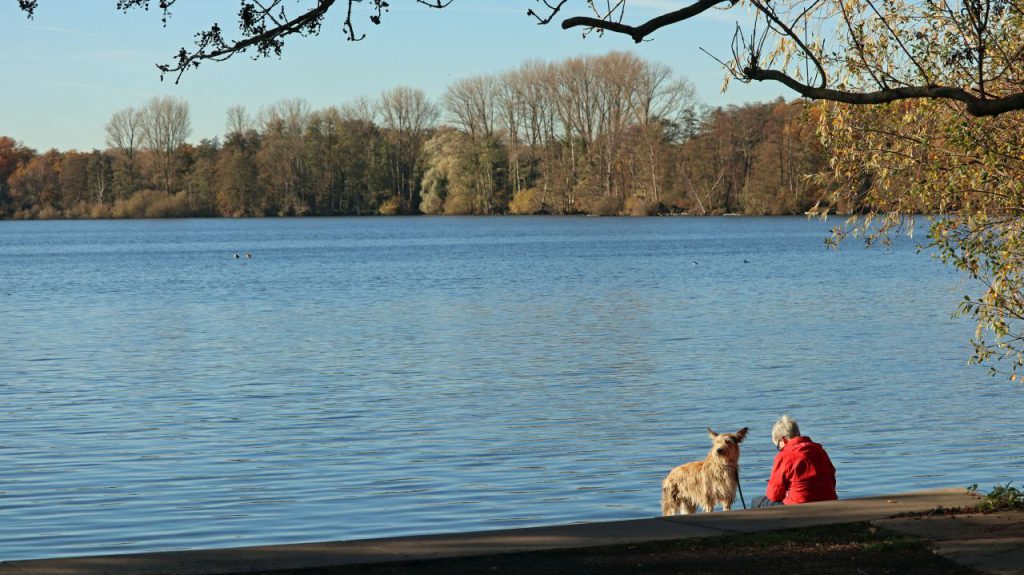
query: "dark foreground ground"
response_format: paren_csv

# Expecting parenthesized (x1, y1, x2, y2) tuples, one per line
(262, 522, 977, 575)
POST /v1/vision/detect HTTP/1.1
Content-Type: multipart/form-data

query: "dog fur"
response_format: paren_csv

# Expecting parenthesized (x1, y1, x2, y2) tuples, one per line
(661, 427, 748, 515)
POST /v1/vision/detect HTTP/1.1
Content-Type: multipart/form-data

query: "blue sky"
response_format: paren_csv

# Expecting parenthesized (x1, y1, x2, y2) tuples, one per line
(2, 1, 789, 151)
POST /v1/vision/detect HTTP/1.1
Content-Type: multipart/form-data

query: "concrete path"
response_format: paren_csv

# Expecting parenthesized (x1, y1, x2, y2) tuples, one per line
(876, 511, 1024, 575)
(1, 487, 1015, 575)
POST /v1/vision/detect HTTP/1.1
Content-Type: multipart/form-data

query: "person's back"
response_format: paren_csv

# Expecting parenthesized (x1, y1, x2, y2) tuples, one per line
(754, 415, 837, 507)
(766, 435, 836, 504)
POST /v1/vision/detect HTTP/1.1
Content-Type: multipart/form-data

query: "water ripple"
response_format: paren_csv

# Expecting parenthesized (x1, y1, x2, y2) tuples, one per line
(0, 216, 1022, 561)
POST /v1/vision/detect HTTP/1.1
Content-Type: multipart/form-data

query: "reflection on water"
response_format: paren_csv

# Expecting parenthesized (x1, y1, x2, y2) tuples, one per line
(0, 216, 1021, 560)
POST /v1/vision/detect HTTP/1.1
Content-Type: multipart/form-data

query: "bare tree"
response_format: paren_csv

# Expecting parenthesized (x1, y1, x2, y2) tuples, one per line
(442, 75, 505, 212)
(496, 69, 527, 197)
(378, 86, 439, 210)
(105, 106, 144, 198)
(628, 64, 698, 203)
(139, 95, 192, 194)
(444, 75, 500, 140)
(225, 104, 253, 139)
(338, 96, 378, 124)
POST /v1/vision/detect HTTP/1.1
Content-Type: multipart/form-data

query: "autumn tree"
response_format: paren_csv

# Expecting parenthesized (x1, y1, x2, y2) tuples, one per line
(182, 138, 220, 215)
(736, 101, 826, 215)
(256, 98, 312, 215)
(8, 149, 62, 218)
(818, 96, 1024, 377)
(59, 151, 90, 215)
(303, 108, 342, 214)
(0, 137, 36, 216)
(216, 112, 261, 217)
(318, 101, 391, 213)
(86, 150, 114, 211)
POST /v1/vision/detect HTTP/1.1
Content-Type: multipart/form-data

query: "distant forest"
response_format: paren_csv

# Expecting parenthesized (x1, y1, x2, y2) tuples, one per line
(0, 53, 830, 219)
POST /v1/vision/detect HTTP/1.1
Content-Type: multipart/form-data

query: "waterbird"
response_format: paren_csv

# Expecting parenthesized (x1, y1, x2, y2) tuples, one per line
(233, 253, 240, 259)
(245, 252, 252, 259)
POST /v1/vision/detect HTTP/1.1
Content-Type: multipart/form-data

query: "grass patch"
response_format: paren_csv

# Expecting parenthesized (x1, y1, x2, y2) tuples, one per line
(270, 522, 976, 575)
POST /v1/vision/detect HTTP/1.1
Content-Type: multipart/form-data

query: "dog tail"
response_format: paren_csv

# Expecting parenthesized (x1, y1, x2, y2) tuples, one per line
(661, 479, 678, 516)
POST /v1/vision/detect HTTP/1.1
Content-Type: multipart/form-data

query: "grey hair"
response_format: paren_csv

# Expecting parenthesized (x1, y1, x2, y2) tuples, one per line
(771, 415, 801, 446)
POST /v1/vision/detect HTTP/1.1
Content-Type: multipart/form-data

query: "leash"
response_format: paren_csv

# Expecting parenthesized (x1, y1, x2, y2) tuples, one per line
(733, 467, 747, 509)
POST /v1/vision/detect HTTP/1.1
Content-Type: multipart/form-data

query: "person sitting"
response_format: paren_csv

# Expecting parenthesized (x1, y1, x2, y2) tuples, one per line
(754, 415, 837, 507)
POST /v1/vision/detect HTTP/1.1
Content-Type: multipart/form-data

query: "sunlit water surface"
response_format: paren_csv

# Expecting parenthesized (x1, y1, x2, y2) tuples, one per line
(1, 216, 1021, 560)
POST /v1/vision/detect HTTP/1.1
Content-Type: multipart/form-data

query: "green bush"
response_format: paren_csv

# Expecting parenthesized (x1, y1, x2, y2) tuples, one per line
(968, 483, 1024, 511)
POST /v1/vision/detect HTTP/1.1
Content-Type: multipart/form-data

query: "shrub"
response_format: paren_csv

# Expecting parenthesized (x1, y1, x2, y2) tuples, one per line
(65, 200, 93, 219)
(112, 190, 155, 218)
(111, 190, 192, 218)
(90, 203, 113, 219)
(442, 191, 475, 215)
(419, 189, 444, 214)
(378, 195, 402, 215)
(508, 188, 544, 215)
(968, 483, 1024, 512)
(624, 196, 658, 216)
(144, 191, 192, 218)
(587, 195, 624, 216)
(36, 204, 62, 219)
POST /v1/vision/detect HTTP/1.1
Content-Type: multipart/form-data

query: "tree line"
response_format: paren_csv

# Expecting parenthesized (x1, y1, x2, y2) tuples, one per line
(0, 53, 829, 219)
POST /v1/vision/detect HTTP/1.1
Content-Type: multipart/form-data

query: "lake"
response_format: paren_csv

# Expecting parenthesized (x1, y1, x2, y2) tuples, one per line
(1, 216, 1021, 561)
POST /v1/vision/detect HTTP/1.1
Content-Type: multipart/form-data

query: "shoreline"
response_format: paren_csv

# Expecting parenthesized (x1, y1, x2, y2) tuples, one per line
(0, 213, 828, 221)
(0, 488, 997, 575)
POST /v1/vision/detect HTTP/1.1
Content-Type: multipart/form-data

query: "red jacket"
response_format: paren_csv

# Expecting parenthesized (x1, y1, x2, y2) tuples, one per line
(766, 436, 837, 504)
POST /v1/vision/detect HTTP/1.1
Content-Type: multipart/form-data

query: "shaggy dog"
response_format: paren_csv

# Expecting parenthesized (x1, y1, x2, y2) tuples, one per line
(661, 427, 748, 515)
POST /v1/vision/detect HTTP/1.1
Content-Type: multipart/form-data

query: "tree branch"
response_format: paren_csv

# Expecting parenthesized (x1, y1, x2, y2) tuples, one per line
(18, 0, 39, 17)
(528, 0, 571, 24)
(749, 0, 826, 88)
(155, 0, 336, 82)
(561, 0, 738, 42)
(744, 67, 1024, 117)
(862, 0, 932, 86)
(155, 0, 452, 83)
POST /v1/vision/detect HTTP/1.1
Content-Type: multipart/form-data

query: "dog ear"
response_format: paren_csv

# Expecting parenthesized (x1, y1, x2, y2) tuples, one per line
(735, 427, 749, 442)
(706, 427, 718, 439)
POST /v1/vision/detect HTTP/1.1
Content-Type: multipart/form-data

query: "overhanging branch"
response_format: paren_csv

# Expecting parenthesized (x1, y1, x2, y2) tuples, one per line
(745, 68, 1024, 117)
(158, 0, 337, 83)
(561, 0, 738, 42)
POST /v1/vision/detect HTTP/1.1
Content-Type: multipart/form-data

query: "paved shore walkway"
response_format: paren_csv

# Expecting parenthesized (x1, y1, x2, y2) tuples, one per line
(2, 487, 1020, 575)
